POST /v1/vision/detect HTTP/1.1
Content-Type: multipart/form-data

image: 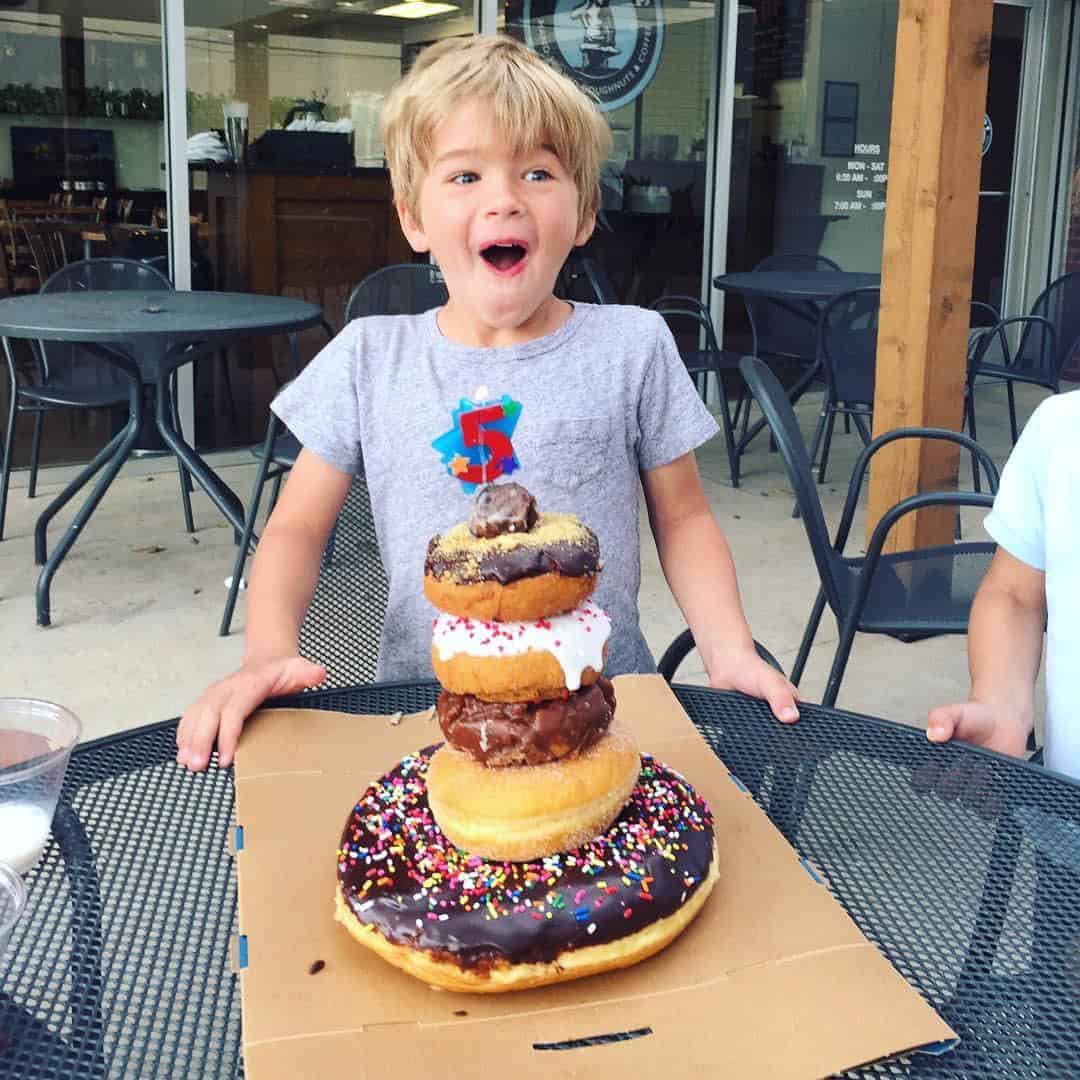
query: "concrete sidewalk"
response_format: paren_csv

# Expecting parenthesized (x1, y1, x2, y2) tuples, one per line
(0, 379, 1049, 746)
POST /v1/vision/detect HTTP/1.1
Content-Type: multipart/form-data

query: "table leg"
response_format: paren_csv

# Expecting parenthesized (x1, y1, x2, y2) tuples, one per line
(35, 357, 142, 626)
(155, 351, 246, 533)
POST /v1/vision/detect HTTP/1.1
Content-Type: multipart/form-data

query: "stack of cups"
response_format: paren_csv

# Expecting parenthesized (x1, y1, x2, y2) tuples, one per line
(0, 699, 81, 874)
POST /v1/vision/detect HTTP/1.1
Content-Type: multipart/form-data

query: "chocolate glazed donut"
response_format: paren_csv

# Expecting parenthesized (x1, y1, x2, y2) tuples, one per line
(437, 678, 615, 766)
(335, 747, 718, 992)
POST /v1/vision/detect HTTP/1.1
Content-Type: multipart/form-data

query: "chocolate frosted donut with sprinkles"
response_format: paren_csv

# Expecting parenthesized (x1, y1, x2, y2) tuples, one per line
(334, 747, 718, 992)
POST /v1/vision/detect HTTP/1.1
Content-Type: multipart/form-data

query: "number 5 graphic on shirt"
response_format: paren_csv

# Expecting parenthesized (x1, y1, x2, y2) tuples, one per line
(431, 394, 524, 493)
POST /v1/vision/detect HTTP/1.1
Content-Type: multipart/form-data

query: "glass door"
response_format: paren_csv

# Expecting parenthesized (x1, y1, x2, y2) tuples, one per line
(504, 0, 722, 307)
(0, 1, 167, 468)
(973, 1, 1046, 315)
(182, 0, 474, 450)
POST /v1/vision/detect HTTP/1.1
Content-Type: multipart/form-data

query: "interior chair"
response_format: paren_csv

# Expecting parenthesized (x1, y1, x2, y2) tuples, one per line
(808, 287, 880, 483)
(0, 223, 51, 294)
(343, 262, 448, 324)
(221, 262, 445, 638)
(740, 355, 999, 709)
(0, 258, 195, 542)
(966, 272, 1080, 445)
(650, 294, 745, 487)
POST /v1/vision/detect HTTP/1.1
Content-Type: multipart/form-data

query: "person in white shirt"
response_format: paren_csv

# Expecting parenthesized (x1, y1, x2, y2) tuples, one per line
(928, 390, 1080, 777)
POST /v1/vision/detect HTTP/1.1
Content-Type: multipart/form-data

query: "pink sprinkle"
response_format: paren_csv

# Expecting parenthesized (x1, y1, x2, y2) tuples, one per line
(574, 889, 586, 903)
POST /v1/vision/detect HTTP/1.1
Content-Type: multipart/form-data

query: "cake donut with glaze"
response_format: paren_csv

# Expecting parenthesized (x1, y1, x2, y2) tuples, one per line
(335, 746, 718, 992)
(424, 482, 601, 624)
(430, 598, 611, 702)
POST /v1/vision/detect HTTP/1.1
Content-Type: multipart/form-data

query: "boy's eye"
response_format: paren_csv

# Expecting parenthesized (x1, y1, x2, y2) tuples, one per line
(524, 168, 553, 182)
(451, 171, 479, 185)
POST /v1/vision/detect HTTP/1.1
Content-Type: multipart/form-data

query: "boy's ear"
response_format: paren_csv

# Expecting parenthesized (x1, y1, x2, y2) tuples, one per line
(574, 207, 597, 248)
(396, 199, 430, 254)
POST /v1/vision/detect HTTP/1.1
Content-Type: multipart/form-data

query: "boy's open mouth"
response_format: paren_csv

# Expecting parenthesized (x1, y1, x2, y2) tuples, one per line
(481, 242, 527, 273)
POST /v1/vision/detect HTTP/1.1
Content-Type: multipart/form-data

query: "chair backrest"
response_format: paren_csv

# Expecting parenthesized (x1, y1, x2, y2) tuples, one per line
(345, 263, 448, 323)
(297, 474, 388, 687)
(42, 257, 173, 293)
(560, 255, 619, 305)
(739, 355, 849, 613)
(743, 259, 839, 364)
(651, 295, 722, 364)
(818, 287, 880, 406)
(753, 253, 842, 272)
(1023, 271, 1080, 377)
(34, 259, 172, 388)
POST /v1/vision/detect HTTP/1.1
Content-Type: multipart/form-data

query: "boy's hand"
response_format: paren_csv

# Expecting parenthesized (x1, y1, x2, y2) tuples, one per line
(177, 655, 326, 772)
(706, 648, 800, 724)
(926, 701, 1030, 758)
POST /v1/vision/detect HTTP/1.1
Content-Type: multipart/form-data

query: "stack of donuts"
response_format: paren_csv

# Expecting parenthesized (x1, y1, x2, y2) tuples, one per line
(423, 481, 641, 862)
(335, 483, 718, 993)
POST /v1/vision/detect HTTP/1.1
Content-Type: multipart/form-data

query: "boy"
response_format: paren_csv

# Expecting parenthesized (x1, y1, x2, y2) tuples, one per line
(177, 35, 798, 772)
(927, 390, 1079, 776)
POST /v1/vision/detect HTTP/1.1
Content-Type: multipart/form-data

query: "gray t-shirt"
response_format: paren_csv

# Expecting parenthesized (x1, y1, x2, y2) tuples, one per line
(271, 301, 719, 682)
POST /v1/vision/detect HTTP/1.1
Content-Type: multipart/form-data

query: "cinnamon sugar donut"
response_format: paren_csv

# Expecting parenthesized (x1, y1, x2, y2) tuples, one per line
(427, 720, 641, 861)
(431, 599, 611, 703)
(335, 746, 717, 992)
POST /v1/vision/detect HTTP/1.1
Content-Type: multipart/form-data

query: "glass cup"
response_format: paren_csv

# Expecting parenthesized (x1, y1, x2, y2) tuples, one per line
(0, 861, 27, 955)
(223, 101, 249, 164)
(0, 700, 81, 875)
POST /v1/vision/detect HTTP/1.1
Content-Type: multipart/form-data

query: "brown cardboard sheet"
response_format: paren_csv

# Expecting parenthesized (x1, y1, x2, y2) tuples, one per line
(234, 674, 955, 1078)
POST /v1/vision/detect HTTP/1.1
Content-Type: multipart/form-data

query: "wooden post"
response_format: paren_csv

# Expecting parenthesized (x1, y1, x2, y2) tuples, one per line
(868, 0, 994, 552)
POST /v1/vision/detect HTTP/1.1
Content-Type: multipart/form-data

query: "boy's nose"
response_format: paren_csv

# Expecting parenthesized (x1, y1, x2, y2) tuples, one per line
(484, 179, 525, 217)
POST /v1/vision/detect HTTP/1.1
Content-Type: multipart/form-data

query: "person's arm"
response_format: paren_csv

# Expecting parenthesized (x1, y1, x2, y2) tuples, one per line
(177, 449, 353, 771)
(927, 547, 1045, 757)
(641, 452, 799, 722)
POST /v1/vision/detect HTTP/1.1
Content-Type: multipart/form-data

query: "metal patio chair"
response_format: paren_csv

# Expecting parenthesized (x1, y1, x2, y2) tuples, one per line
(657, 632, 785, 680)
(0, 258, 192, 541)
(966, 272, 1079, 445)
(740, 355, 999, 709)
(808, 286, 880, 483)
(650, 294, 745, 486)
(558, 254, 619, 305)
(343, 262, 448, 324)
(221, 263, 444, 645)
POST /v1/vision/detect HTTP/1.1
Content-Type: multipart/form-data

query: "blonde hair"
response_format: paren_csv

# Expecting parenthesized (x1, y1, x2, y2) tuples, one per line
(382, 35, 612, 231)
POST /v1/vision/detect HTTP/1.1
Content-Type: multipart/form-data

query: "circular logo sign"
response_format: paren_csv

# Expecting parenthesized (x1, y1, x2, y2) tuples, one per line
(522, 0, 664, 112)
(982, 113, 993, 157)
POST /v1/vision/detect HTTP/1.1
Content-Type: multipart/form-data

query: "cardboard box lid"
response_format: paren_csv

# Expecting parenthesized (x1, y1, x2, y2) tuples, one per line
(234, 674, 955, 1078)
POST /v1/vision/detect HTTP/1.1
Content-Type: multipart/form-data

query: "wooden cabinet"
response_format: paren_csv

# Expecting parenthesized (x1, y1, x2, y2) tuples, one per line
(205, 168, 413, 328)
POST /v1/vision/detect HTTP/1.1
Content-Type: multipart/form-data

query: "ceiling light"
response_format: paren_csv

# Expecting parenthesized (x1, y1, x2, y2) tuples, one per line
(291, 11, 310, 17)
(374, 1, 456, 16)
(336, 2, 355, 7)
(253, 22, 268, 28)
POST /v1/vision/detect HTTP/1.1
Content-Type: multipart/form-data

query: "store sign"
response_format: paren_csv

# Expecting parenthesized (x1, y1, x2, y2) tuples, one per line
(983, 113, 993, 157)
(522, 0, 664, 112)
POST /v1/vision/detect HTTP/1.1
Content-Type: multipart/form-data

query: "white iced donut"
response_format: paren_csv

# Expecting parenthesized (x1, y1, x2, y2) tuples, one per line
(431, 600, 611, 703)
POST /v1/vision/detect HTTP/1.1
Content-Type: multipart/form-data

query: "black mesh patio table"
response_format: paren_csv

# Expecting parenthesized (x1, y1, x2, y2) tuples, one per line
(3, 681, 1079, 1078)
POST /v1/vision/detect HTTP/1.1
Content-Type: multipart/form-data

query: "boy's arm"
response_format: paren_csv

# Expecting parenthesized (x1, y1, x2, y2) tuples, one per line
(641, 452, 799, 722)
(927, 547, 1045, 757)
(177, 449, 353, 771)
